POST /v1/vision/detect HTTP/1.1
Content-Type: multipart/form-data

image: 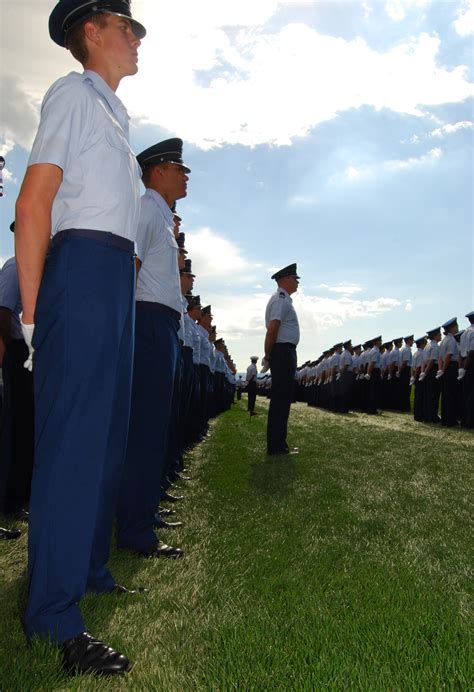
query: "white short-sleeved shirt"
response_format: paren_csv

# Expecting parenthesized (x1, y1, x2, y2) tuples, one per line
(182, 297, 194, 348)
(340, 350, 352, 371)
(135, 189, 182, 313)
(246, 363, 258, 382)
(368, 346, 382, 368)
(0, 258, 22, 340)
(424, 340, 439, 364)
(388, 347, 401, 367)
(265, 288, 300, 345)
(400, 345, 413, 366)
(439, 334, 459, 362)
(460, 325, 474, 358)
(188, 318, 201, 364)
(215, 351, 226, 374)
(197, 323, 212, 366)
(28, 70, 141, 240)
(412, 348, 424, 370)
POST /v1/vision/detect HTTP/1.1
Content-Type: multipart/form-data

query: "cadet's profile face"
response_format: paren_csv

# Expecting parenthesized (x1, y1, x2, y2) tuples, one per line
(97, 16, 141, 78)
(167, 164, 189, 201)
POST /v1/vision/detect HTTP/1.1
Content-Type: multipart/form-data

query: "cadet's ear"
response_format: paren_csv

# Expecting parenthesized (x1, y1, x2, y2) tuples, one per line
(83, 19, 102, 47)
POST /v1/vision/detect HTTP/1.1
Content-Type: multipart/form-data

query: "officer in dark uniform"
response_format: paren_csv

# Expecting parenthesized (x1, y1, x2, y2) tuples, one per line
(263, 263, 300, 455)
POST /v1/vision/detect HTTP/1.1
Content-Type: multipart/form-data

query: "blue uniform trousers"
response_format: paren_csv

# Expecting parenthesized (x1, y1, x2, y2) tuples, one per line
(267, 343, 297, 454)
(116, 303, 179, 552)
(25, 232, 135, 643)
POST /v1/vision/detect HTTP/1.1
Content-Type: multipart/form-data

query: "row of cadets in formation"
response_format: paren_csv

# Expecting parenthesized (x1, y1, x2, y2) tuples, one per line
(291, 313, 474, 428)
(1, 0, 237, 676)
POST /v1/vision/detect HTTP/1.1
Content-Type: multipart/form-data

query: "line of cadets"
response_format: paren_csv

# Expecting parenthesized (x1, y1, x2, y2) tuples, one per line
(257, 313, 474, 428)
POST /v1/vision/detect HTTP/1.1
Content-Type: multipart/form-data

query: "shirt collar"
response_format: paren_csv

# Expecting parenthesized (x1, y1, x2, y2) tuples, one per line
(82, 70, 130, 132)
(278, 287, 292, 302)
(144, 188, 174, 225)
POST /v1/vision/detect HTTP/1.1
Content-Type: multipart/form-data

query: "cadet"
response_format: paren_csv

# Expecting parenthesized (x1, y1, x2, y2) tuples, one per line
(420, 327, 442, 423)
(412, 336, 427, 421)
(437, 317, 460, 427)
(246, 356, 259, 416)
(365, 336, 382, 414)
(399, 335, 414, 412)
(0, 246, 34, 518)
(116, 138, 190, 559)
(263, 263, 300, 455)
(14, 0, 146, 675)
(197, 305, 214, 438)
(338, 340, 353, 413)
(460, 311, 474, 427)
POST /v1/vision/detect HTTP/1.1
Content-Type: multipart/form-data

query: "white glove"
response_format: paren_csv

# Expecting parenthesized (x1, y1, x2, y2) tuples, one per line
(260, 357, 270, 374)
(364, 373, 371, 381)
(457, 368, 466, 381)
(387, 374, 392, 381)
(409, 377, 415, 385)
(435, 370, 444, 379)
(419, 371, 426, 381)
(21, 321, 35, 372)
(329, 376, 333, 383)
(395, 372, 401, 378)
(335, 373, 341, 381)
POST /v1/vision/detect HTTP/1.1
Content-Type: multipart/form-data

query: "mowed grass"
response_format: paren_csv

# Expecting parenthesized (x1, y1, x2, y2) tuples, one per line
(0, 398, 472, 690)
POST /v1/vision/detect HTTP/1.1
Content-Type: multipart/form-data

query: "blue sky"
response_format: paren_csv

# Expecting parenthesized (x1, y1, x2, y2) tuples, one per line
(1, 0, 473, 370)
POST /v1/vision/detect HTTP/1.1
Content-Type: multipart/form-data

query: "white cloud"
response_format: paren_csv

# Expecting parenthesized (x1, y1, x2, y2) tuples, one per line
(333, 147, 443, 185)
(288, 194, 318, 207)
(385, 0, 428, 22)
(405, 301, 413, 311)
(317, 283, 363, 295)
(2, 2, 472, 151)
(453, 0, 474, 35)
(430, 121, 474, 138)
(185, 226, 258, 281)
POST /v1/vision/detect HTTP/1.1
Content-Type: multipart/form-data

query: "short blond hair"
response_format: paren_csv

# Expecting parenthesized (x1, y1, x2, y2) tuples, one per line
(67, 13, 109, 64)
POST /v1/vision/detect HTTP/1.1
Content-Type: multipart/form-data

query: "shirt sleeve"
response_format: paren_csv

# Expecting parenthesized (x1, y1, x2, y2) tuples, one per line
(28, 77, 92, 172)
(267, 295, 288, 322)
(0, 261, 20, 311)
(135, 199, 154, 261)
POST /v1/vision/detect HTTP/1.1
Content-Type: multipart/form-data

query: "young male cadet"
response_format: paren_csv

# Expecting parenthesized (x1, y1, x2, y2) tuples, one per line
(460, 311, 474, 427)
(420, 326, 442, 423)
(116, 138, 190, 559)
(263, 263, 300, 455)
(246, 356, 259, 416)
(437, 317, 460, 427)
(14, 0, 146, 675)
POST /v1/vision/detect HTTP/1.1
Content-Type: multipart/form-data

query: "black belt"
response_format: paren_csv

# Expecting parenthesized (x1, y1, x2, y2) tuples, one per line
(53, 228, 134, 253)
(136, 301, 181, 321)
(183, 346, 193, 353)
(274, 342, 297, 350)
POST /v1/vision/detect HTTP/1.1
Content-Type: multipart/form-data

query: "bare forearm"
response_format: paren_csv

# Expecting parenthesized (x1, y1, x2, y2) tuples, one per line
(15, 164, 62, 323)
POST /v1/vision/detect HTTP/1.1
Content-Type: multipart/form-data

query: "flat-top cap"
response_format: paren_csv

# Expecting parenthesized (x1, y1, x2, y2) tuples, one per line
(137, 138, 190, 173)
(441, 317, 457, 330)
(250, 356, 258, 362)
(404, 335, 414, 340)
(371, 336, 382, 343)
(201, 305, 212, 316)
(426, 326, 441, 337)
(181, 259, 195, 276)
(271, 263, 300, 281)
(466, 311, 474, 319)
(415, 336, 427, 345)
(49, 0, 146, 47)
(343, 340, 352, 348)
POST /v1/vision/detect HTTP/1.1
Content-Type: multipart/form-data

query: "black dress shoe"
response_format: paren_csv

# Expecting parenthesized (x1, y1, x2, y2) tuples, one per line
(139, 540, 184, 559)
(162, 491, 184, 503)
(0, 527, 21, 540)
(154, 515, 183, 529)
(62, 632, 131, 675)
(108, 585, 148, 595)
(174, 472, 192, 481)
(157, 507, 174, 516)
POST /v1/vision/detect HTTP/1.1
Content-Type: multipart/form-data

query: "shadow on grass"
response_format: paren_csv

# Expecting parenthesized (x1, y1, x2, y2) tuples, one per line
(249, 456, 298, 499)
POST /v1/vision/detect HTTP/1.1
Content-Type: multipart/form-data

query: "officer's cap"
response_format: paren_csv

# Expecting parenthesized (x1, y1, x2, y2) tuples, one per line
(180, 259, 195, 277)
(177, 232, 188, 254)
(382, 341, 392, 348)
(137, 138, 191, 173)
(201, 305, 212, 316)
(216, 338, 224, 345)
(441, 317, 457, 330)
(393, 337, 403, 344)
(415, 336, 427, 346)
(250, 356, 258, 362)
(49, 0, 146, 48)
(454, 330, 464, 341)
(404, 335, 414, 341)
(186, 294, 201, 310)
(343, 340, 352, 348)
(271, 263, 300, 281)
(426, 326, 441, 337)
(333, 342, 343, 349)
(465, 311, 474, 319)
(353, 344, 361, 350)
(173, 212, 182, 222)
(9, 221, 15, 232)
(371, 336, 382, 343)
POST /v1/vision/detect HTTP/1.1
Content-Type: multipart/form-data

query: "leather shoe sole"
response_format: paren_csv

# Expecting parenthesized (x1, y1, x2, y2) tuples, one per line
(139, 540, 184, 559)
(62, 632, 131, 675)
(161, 492, 184, 503)
(157, 507, 174, 516)
(108, 585, 148, 595)
(154, 516, 183, 529)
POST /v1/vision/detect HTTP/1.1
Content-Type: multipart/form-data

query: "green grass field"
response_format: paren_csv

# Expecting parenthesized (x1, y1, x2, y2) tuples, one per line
(0, 398, 472, 690)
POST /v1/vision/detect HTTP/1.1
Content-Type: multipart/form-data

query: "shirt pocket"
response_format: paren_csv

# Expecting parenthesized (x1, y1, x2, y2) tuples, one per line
(105, 124, 134, 154)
